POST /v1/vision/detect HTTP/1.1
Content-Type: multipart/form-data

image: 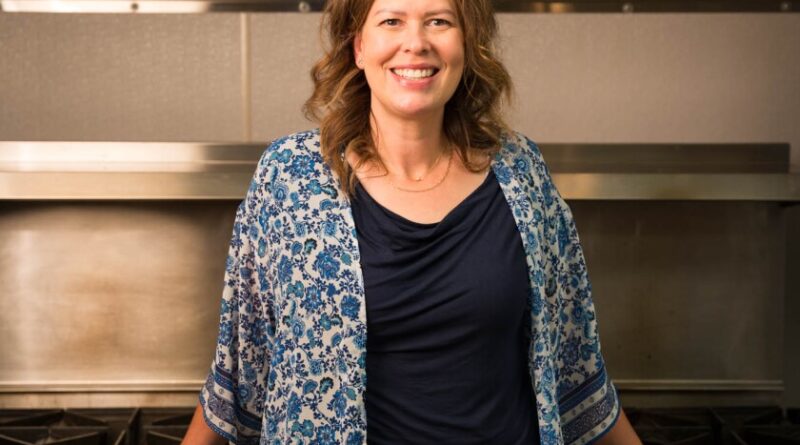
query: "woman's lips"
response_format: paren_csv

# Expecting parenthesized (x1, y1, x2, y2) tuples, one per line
(389, 68, 439, 89)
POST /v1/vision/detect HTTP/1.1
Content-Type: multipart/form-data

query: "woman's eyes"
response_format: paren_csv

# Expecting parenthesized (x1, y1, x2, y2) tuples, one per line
(379, 18, 453, 27)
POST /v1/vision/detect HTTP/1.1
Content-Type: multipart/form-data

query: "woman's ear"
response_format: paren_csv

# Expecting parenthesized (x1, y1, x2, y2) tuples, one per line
(354, 34, 363, 69)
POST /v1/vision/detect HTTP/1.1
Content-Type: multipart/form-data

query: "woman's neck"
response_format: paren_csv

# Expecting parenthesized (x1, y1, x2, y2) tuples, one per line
(368, 109, 449, 180)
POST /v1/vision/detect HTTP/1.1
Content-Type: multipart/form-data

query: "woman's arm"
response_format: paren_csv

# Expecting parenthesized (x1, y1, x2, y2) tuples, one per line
(596, 407, 642, 445)
(181, 403, 228, 445)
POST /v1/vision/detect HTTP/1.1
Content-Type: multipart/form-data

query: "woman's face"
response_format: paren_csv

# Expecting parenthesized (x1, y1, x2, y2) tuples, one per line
(354, 0, 465, 122)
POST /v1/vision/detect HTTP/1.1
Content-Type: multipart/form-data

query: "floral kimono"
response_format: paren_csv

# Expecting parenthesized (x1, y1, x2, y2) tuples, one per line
(200, 129, 620, 445)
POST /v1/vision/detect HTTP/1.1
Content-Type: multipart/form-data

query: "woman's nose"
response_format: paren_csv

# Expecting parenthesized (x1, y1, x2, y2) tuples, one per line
(402, 24, 431, 54)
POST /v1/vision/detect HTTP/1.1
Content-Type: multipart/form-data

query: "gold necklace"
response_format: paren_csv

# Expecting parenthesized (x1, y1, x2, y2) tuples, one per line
(387, 150, 453, 193)
(407, 148, 445, 182)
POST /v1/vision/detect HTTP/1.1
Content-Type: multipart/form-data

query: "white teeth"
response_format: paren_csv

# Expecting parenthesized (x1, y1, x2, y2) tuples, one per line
(392, 68, 435, 79)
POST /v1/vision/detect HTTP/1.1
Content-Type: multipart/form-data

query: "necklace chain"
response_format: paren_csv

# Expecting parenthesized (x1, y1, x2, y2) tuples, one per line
(408, 148, 445, 182)
(386, 150, 453, 193)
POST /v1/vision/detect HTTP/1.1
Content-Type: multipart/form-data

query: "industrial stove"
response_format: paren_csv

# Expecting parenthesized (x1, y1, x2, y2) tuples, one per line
(0, 408, 193, 445)
(627, 406, 800, 445)
(0, 405, 798, 444)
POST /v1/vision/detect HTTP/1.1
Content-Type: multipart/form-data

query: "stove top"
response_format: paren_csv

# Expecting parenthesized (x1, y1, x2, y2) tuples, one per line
(0, 406, 797, 445)
(0, 409, 136, 445)
(0, 408, 194, 445)
(628, 406, 800, 445)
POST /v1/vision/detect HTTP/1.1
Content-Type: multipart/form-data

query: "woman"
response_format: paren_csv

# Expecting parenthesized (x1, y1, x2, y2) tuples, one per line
(183, 0, 641, 443)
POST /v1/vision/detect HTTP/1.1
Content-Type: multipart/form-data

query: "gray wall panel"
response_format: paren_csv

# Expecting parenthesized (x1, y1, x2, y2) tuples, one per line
(570, 201, 784, 382)
(786, 204, 800, 405)
(250, 13, 322, 141)
(497, 13, 800, 172)
(0, 14, 243, 141)
(245, 14, 800, 171)
(0, 202, 236, 382)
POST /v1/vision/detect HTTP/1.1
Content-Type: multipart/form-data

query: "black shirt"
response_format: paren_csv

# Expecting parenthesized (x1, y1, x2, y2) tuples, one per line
(351, 170, 540, 444)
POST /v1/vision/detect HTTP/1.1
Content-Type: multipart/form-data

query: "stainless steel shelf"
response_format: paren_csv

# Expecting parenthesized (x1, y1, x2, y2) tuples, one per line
(1, 141, 798, 201)
(552, 172, 800, 201)
(3, 171, 798, 201)
(0, 171, 254, 200)
(0, 0, 795, 13)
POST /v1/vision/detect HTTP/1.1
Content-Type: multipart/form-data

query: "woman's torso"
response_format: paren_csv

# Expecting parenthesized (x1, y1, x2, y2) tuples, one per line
(351, 169, 540, 444)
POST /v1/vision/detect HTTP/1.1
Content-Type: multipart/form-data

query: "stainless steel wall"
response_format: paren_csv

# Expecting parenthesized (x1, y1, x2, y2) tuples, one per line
(0, 11, 798, 407)
(0, 202, 237, 407)
(1, 13, 798, 168)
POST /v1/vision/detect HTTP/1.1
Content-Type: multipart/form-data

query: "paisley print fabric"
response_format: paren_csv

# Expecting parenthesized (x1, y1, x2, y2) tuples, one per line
(199, 129, 620, 445)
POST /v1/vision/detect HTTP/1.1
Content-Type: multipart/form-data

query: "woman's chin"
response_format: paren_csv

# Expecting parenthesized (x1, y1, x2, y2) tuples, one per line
(388, 103, 445, 121)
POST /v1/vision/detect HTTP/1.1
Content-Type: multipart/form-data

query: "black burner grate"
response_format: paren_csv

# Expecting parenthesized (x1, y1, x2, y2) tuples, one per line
(0, 409, 135, 445)
(629, 406, 800, 445)
(133, 408, 193, 445)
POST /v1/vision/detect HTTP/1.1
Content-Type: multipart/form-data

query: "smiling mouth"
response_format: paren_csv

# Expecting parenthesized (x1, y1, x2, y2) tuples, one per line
(391, 68, 439, 79)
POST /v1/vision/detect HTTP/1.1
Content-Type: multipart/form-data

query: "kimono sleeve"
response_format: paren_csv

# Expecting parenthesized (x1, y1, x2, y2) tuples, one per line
(200, 200, 272, 445)
(546, 169, 621, 444)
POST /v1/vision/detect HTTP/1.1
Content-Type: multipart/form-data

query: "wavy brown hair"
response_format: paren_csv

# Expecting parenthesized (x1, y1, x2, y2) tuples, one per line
(303, 0, 512, 196)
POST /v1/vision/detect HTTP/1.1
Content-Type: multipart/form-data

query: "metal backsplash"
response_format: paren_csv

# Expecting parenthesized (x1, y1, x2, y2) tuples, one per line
(0, 143, 794, 408)
(0, 0, 796, 13)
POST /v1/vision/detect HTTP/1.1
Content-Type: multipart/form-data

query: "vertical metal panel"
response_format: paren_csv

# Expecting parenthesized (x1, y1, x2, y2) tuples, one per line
(0, 14, 243, 141)
(0, 202, 236, 382)
(571, 201, 785, 382)
(249, 13, 322, 141)
(495, 13, 800, 172)
(784, 204, 800, 406)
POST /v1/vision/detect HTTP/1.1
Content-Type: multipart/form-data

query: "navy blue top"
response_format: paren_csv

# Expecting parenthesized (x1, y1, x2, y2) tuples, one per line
(351, 170, 540, 444)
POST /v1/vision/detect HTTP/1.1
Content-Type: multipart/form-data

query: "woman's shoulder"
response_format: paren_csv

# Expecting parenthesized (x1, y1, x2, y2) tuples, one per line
(248, 129, 336, 208)
(498, 130, 544, 162)
(251, 129, 323, 177)
(261, 128, 322, 161)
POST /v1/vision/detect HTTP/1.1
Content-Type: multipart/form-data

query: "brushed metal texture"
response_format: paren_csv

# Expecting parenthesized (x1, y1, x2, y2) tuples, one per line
(3, 172, 800, 200)
(0, 14, 243, 141)
(249, 13, 322, 141)
(0, 202, 237, 383)
(786, 205, 800, 406)
(571, 201, 785, 383)
(540, 143, 790, 173)
(1, 142, 799, 200)
(495, 13, 800, 172)
(0, 0, 795, 14)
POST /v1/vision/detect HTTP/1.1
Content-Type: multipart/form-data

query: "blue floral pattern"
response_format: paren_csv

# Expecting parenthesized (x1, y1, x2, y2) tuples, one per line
(200, 129, 619, 445)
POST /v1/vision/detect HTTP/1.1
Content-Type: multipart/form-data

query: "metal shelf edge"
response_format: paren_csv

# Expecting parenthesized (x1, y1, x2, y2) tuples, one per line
(4, 172, 799, 201)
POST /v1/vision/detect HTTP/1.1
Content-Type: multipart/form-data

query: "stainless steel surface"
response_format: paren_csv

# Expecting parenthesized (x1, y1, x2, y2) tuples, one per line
(0, 202, 235, 386)
(0, 378, 781, 393)
(551, 172, 800, 201)
(0, 172, 255, 200)
(539, 143, 790, 173)
(0, 198, 788, 407)
(2, 142, 798, 201)
(0, 142, 263, 169)
(1, 8, 797, 408)
(0, 392, 201, 409)
(0, 14, 243, 141)
(494, 14, 800, 173)
(572, 200, 785, 389)
(0, 381, 204, 392)
(614, 379, 784, 392)
(786, 205, 800, 405)
(0, 0, 325, 13)
(493, 0, 798, 12)
(1, 0, 795, 13)
(249, 13, 321, 142)
(3, 171, 799, 201)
